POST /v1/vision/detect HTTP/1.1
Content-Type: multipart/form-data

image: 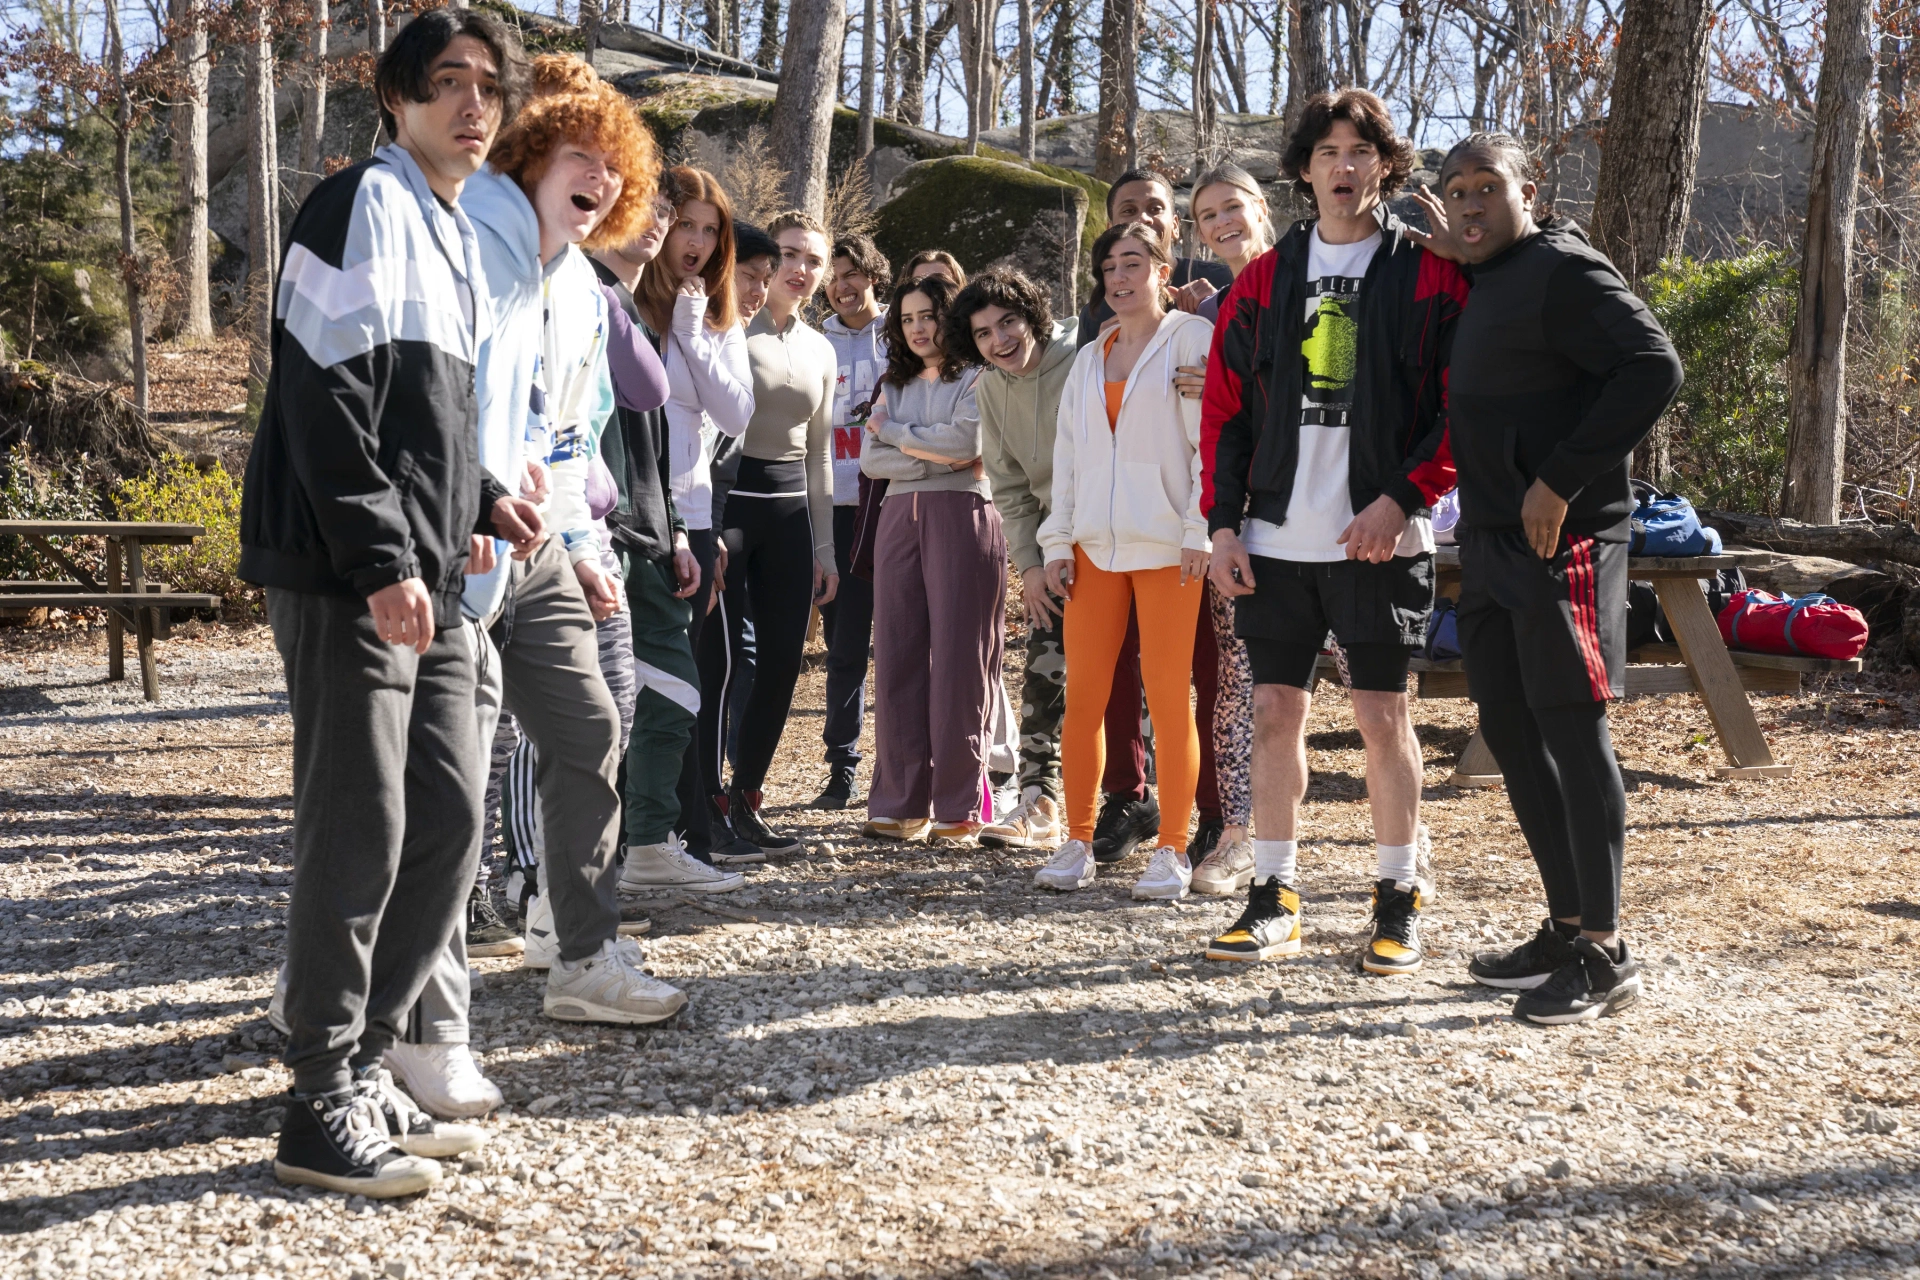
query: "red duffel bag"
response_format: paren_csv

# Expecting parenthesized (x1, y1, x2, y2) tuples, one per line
(1715, 590, 1869, 660)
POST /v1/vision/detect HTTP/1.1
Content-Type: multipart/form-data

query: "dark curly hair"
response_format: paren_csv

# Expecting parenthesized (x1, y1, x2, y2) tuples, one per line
(1282, 87, 1416, 199)
(374, 6, 529, 141)
(830, 232, 893, 296)
(944, 268, 1055, 369)
(881, 274, 965, 389)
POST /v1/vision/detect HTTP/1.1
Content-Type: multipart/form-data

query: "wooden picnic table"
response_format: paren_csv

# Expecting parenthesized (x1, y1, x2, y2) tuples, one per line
(0, 520, 222, 701)
(1400, 546, 1855, 785)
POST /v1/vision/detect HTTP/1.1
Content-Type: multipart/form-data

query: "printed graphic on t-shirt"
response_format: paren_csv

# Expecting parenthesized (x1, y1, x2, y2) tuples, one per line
(833, 358, 881, 462)
(1300, 275, 1361, 409)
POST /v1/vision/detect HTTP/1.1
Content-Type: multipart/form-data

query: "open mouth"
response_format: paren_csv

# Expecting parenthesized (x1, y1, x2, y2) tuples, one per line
(991, 342, 1019, 362)
(1461, 224, 1485, 243)
(571, 192, 601, 213)
(1331, 183, 1354, 197)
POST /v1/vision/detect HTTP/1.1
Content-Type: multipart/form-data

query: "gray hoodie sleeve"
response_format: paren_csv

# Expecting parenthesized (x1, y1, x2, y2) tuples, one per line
(874, 373, 982, 461)
(859, 384, 934, 480)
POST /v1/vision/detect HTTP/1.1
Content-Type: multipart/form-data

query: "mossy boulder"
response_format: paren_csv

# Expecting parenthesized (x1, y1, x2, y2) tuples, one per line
(872, 157, 1089, 316)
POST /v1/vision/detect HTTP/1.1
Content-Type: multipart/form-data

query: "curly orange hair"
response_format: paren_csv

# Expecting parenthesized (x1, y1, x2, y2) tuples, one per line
(489, 73, 659, 252)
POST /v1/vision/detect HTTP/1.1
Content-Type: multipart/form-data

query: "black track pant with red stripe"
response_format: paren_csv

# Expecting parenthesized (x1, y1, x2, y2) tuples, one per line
(1456, 527, 1627, 934)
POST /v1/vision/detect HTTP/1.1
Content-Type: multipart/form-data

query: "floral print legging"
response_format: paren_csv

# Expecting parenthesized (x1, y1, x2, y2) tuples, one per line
(1206, 581, 1254, 829)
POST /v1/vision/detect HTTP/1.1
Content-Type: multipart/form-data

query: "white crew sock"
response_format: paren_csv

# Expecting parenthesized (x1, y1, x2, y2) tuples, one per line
(1376, 842, 1419, 886)
(1253, 839, 1297, 886)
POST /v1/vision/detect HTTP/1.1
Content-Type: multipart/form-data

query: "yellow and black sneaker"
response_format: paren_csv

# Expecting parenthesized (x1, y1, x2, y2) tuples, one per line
(1205, 877, 1303, 962)
(1361, 878, 1424, 975)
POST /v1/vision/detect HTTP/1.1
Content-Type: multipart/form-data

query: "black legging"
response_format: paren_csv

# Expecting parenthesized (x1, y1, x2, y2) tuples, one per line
(705, 457, 816, 794)
(1474, 699, 1627, 934)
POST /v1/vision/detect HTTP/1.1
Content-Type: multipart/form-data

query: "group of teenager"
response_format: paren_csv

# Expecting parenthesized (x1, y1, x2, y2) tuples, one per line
(237, 6, 1684, 1202)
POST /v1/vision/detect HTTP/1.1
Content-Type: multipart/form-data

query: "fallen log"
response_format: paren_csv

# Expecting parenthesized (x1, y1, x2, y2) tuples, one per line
(1702, 510, 1920, 569)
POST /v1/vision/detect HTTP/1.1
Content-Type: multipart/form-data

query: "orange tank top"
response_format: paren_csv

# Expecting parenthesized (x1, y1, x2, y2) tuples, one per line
(1102, 328, 1123, 432)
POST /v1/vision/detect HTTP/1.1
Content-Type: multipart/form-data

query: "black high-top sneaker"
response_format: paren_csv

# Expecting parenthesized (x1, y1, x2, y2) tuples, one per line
(1091, 792, 1161, 864)
(273, 1087, 441, 1197)
(1190, 817, 1224, 863)
(1204, 877, 1303, 962)
(1468, 918, 1579, 990)
(354, 1065, 488, 1159)
(726, 785, 802, 855)
(1361, 879, 1425, 976)
(465, 887, 524, 959)
(706, 792, 769, 865)
(1513, 937, 1644, 1025)
(809, 764, 857, 810)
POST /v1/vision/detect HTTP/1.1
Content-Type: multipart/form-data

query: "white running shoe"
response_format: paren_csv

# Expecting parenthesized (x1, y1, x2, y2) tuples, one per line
(1034, 839, 1096, 891)
(1191, 836, 1255, 896)
(545, 936, 688, 1025)
(980, 788, 1061, 850)
(267, 962, 290, 1035)
(1131, 846, 1193, 901)
(355, 1066, 487, 1158)
(522, 891, 560, 970)
(383, 1042, 503, 1120)
(619, 834, 746, 895)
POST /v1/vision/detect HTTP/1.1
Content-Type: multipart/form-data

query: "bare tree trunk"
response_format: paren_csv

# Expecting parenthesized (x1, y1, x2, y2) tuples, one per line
(169, 0, 211, 339)
(1039, 0, 1076, 116)
(857, 0, 876, 155)
(1340, 0, 1367, 89)
(372, 0, 386, 57)
(755, 0, 782, 67)
(898, 0, 925, 126)
(1016, 0, 1033, 159)
(1216, 3, 1249, 115)
(246, 0, 279, 390)
(106, 0, 147, 414)
(1286, 0, 1329, 130)
(296, 0, 329, 202)
(770, 0, 848, 217)
(1094, 0, 1138, 181)
(582, 0, 603, 60)
(1192, 0, 1219, 179)
(1783, 0, 1874, 524)
(1880, 14, 1919, 271)
(961, 0, 996, 153)
(881, 0, 897, 118)
(1588, 0, 1711, 293)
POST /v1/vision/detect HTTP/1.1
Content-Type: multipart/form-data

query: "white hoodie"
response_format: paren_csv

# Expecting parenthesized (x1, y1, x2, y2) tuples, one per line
(1038, 308, 1213, 573)
(661, 293, 754, 530)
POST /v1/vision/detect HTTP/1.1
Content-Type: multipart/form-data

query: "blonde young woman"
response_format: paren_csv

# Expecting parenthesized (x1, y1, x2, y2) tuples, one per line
(1033, 223, 1214, 899)
(1175, 165, 1273, 896)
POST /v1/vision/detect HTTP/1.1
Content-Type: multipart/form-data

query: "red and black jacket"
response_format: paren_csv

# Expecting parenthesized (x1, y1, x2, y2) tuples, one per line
(1200, 206, 1467, 537)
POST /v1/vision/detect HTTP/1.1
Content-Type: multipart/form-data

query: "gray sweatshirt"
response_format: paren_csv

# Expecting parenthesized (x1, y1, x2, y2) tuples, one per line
(860, 367, 986, 497)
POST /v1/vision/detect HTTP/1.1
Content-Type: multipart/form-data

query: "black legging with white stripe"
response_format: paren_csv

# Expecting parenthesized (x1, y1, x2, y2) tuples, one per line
(700, 456, 817, 795)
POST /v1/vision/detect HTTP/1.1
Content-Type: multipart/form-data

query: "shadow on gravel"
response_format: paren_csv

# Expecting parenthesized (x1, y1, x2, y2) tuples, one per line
(0, 1161, 286, 1234)
(0, 1014, 278, 1099)
(0, 698, 288, 727)
(0, 1091, 283, 1175)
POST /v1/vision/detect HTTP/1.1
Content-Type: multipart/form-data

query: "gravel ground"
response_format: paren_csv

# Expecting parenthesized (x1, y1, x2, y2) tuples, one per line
(4, 621, 1920, 1280)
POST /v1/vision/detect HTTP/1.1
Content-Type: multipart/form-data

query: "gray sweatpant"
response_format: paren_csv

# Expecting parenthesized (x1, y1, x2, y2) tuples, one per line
(269, 588, 483, 1096)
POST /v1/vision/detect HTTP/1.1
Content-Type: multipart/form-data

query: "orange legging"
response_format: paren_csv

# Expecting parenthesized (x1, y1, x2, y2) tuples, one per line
(1062, 544, 1204, 849)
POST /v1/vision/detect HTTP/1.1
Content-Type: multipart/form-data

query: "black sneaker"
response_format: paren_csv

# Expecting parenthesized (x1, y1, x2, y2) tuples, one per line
(726, 786, 803, 855)
(466, 888, 524, 959)
(273, 1087, 441, 1197)
(1092, 792, 1160, 864)
(354, 1067, 487, 1158)
(1361, 879, 1424, 976)
(1190, 818, 1224, 863)
(809, 764, 857, 810)
(1468, 918, 1578, 990)
(704, 794, 768, 866)
(1513, 937, 1644, 1025)
(1204, 877, 1303, 962)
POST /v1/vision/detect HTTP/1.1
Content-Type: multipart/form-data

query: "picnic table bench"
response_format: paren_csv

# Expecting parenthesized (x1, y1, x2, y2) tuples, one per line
(0, 520, 222, 701)
(1315, 547, 1860, 785)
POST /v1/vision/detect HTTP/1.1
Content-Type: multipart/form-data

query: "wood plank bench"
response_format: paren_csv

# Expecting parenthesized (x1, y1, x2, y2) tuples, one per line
(0, 520, 220, 700)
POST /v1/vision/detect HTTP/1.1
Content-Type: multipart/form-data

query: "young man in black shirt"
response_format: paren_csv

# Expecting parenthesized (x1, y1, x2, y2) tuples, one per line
(1420, 132, 1683, 1023)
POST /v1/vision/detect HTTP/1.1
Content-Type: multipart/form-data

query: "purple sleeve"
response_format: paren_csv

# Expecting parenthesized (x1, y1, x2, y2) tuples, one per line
(600, 282, 670, 413)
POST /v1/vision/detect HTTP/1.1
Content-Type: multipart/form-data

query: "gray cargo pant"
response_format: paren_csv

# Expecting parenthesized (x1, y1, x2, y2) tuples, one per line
(407, 539, 625, 1042)
(269, 588, 483, 1096)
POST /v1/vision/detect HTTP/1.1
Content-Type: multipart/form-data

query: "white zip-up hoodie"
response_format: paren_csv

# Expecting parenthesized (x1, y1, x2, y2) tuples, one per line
(1038, 308, 1213, 573)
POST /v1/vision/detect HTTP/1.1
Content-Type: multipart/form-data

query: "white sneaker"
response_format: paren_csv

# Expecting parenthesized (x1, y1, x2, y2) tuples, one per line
(1034, 839, 1096, 891)
(267, 962, 290, 1035)
(619, 834, 746, 895)
(1415, 821, 1439, 903)
(980, 788, 1061, 849)
(355, 1066, 488, 1158)
(383, 1042, 503, 1120)
(545, 936, 688, 1025)
(1191, 836, 1254, 895)
(522, 891, 560, 970)
(1131, 846, 1192, 900)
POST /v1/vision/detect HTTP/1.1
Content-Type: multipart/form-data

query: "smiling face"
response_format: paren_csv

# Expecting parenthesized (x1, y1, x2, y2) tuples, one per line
(1440, 152, 1538, 264)
(1108, 178, 1178, 248)
(662, 198, 720, 286)
(828, 256, 879, 323)
(385, 34, 503, 201)
(734, 254, 774, 321)
(773, 227, 829, 311)
(1301, 118, 1384, 225)
(898, 288, 944, 367)
(1100, 234, 1169, 320)
(969, 302, 1039, 376)
(1192, 182, 1267, 270)
(532, 140, 625, 255)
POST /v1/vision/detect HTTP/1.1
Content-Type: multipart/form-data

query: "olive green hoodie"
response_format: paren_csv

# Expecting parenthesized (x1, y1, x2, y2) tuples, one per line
(978, 319, 1079, 574)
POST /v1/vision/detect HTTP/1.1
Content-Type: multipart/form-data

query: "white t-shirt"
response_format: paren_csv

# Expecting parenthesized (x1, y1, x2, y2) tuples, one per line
(1242, 227, 1433, 563)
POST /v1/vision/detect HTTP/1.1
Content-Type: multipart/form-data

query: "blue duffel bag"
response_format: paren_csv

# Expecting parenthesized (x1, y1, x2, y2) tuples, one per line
(1628, 480, 1722, 557)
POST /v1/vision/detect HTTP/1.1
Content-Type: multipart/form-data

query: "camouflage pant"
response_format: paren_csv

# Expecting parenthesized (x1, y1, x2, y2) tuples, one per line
(1017, 608, 1068, 799)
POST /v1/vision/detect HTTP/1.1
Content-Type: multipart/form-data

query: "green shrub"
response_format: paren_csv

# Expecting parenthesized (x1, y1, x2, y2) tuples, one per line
(1644, 252, 1796, 514)
(0, 445, 109, 580)
(113, 453, 257, 620)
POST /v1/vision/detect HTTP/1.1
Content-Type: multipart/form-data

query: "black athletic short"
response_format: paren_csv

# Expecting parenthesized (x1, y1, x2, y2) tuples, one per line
(1456, 527, 1626, 707)
(1233, 553, 1435, 649)
(1243, 638, 1415, 692)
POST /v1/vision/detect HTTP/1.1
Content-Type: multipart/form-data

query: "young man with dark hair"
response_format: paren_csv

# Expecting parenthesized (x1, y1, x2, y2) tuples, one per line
(243, 7, 538, 1196)
(810, 232, 891, 808)
(1420, 132, 1681, 1023)
(1201, 87, 1465, 976)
